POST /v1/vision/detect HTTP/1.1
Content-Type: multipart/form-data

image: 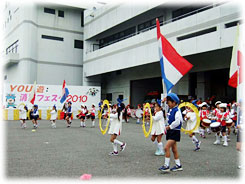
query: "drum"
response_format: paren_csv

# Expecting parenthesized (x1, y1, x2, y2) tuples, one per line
(226, 119, 233, 127)
(201, 119, 211, 128)
(135, 109, 143, 118)
(210, 122, 221, 132)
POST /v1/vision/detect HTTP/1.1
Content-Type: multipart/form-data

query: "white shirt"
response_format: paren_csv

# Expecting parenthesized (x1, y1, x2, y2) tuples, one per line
(50, 110, 57, 120)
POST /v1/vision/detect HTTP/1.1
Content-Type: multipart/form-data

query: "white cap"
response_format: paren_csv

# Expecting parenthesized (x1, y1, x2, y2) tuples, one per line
(199, 102, 208, 107)
(215, 101, 222, 105)
(81, 104, 85, 107)
(219, 103, 227, 108)
(92, 103, 95, 106)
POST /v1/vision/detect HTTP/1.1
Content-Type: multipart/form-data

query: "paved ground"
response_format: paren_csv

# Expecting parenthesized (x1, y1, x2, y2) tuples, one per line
(5, 118, 240, 179)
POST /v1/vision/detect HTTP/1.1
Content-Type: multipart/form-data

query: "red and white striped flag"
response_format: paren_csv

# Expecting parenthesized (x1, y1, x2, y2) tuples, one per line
(228, 24, 243, 88)
(29, 81, 36, 104)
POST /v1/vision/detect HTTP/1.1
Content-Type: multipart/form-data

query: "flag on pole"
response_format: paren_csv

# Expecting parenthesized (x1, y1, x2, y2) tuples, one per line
(29, 81, 36, 104)
(156, 18, 193, 95)
(60, 80, 69, 103)
(228, 23, 243, 88)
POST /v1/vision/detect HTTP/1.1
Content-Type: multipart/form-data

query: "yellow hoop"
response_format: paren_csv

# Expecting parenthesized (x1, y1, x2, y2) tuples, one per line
(17, 103, 25, 109)
(178, 102, 200, 134)
(99, 100, 111, 135)
(142, 103, 153, 138)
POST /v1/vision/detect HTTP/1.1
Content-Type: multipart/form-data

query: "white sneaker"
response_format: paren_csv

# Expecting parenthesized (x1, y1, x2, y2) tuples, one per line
(223, 141, 228, 147)
(213, 140, 220, 145)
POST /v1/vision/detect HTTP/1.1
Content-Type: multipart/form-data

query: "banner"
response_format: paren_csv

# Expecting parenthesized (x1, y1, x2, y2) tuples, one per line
(3, 83, 101, 110)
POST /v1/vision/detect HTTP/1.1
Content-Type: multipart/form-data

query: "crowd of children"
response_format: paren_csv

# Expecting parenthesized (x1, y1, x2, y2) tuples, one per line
(16, 93, 242, 171)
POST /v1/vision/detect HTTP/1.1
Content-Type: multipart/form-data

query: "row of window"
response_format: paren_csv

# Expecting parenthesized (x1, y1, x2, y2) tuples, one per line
(97, 4, 238, 50)
(41, 35, 83, 49)
(99, 16, 163, 48)
(44, 7, 84, 27)
(44, 7, 64, 17)
(177, 20, 242, 41)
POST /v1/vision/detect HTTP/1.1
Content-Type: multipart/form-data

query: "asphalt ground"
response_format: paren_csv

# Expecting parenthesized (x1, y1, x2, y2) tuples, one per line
(5, 118, 241, 180)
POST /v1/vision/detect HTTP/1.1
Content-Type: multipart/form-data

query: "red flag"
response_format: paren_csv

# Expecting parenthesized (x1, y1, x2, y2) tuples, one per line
(29, 81, 36, 104)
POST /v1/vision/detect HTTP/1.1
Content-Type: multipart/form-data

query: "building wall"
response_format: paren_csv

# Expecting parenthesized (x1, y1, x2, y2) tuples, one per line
(83, 2, 241, 78)
(3, 2, 84, 85)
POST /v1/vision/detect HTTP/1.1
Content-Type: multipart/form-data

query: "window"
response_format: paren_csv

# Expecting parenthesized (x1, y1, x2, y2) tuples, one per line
(81, 11, 84, 27)
(177, 27, 216, 41)
(74, 40, 83, 49)
(4, 75, 7, 80)
(58, 10, 64, 17)
(225, 20, 242, 28)
(44, 7, 55, 14)
(41, 35, 63, 41)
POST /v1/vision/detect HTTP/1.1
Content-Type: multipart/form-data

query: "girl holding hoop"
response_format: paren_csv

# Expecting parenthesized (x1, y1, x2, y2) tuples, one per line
(50, 105, 57, 128)
(108, 103, 126, 156)
(151, 101, 166, 156)
(19, 105, 28, 129)
(184, 106, 201, 151)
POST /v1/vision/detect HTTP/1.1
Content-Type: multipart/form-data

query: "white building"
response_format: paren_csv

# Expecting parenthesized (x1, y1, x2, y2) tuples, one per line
(83, 1, 242, 107)
(2, 1, 85, 85)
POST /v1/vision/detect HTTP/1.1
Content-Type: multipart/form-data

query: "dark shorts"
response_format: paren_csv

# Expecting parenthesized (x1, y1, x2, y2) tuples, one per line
(67, 113, 72, 118)
(32, 115, 39, 121)
(91, 115, 95, 120)
(221, 126, 226, 133)
(166, 129, 181, 142)
(237, 130, 242, 142)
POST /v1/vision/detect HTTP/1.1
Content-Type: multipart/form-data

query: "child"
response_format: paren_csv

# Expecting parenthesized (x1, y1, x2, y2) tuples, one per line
(77, 104, 86, 127)
(125, 105, 131, 123)
(214, 103, 230, 146)
(159, 93, 183, 172)
(108, 103, 126, 156)
(90, 104, 96, 128)
(19, 105, 28, 128)
(151, 102, 166, 156)
(145, 106, 150, 126)
(184, 106, 201, 151)
(199, 102, 210, 138)
(66, 102, 73, 128)
(50, 105, 57, 128)
(31, 105, 39, 129)
(136, 104, 142, 124)
(62, 102, 68, 120)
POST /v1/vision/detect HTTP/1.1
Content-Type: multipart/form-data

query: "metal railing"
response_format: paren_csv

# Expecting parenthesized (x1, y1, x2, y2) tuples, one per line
(89, 3, 223, 52)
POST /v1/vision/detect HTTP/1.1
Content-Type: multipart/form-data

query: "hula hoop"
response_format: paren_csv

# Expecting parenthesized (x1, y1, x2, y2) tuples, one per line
(17, 103, 26, 109)
(142, 103, 153, 138)
(98, 100, 111, 135)
(179, 102, 200, 134)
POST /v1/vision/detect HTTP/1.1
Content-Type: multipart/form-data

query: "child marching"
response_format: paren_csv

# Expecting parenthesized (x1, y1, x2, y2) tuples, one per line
(159, 93, 183, 172)
(213, 103, 230, 146)
(108, 103, 126, 156)
(66, 102, 73, 128)
(31, 105, 39, 129)
(90, 104, 96, 128)
(77, 104, 86, 127)
(50, 105, 57, 128)
(199, 102, 211, 138)
(184, 105, 201, 151)
(151, 101, 166, 156)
